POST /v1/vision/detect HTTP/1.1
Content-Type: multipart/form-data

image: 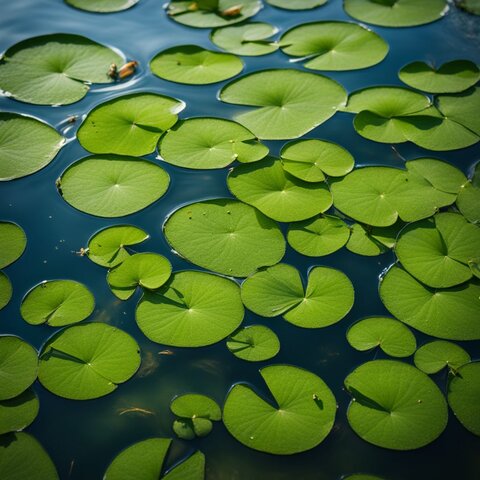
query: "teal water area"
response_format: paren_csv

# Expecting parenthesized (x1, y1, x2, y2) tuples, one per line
(1, 0, 479, 478)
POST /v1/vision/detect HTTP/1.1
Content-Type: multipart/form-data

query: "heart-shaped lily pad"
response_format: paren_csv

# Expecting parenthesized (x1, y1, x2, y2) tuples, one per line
(0, 272, 12, 310)
(346, 222, 400, 256)
(0, 222, 26, 269)
(414, 341, 471, 374)
(226, 325, 280, 362)
(223, 364, 336, 454)
(65, 0, 139, 13)
(0, 388, 39, 435)
(267, 0, 327, 9)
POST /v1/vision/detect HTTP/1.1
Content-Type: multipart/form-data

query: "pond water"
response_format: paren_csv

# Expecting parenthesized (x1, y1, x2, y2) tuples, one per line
(1, 0, 479, 479)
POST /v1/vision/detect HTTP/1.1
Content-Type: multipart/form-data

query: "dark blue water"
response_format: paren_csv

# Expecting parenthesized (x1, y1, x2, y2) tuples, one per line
(1, 1, 479, 479)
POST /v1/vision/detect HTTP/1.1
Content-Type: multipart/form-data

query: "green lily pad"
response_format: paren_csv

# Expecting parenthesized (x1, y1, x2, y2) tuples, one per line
(346, 222, 400, 256)
(227, 157, 332, 222)
(104, 438, 205, 480)
(20, 279, 95, 327)
(287, 215, 350, 257)
(346, 317, 416, 357)
(59, 155, 170, 218)
(241, 264, 354, 328)
(107, 253, 172, 300)
(0, 389, 39, 435)
(219, 69, 347, 139)
(0, 336, 38, 401)
(38, 323, 140, 400)
(280, 21, 388, 71)
(380, 266, 480, 340)
(150, 46, 243, 85)
(65, 0, 139, 13)
(0, 34, 122, 105)
(457, 182, 480, 224)
(457, 0, 480, 14)
(267, 0, 326, 9)
(447, 362, 480, 436)
(87, 225, 149, 268)
(0, 271, 12, 310)
(210, 23, 279, 56)
(77, 93, 184, 156)
(396, 213, 480, 288)
(0, 222, 26, 269)
(158, 117, 268, 169)
(163, 199, 285, 277)
(0, 113, 65, 181)
(223, 365, 336, 454)
(345, 360, 448, 450)
(226, 325, 280, 361)
(136, 271, 244, 347)
(414, 341, 471, 374)
(0, 433, 59, 480)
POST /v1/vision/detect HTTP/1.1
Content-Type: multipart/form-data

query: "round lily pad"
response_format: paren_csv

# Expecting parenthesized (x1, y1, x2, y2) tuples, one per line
(241, 264, 354, 328)
(20, 279, 95, 327)
(219, 69, 347, 139)
(447, 362, 480, 436)
(65, 0, 139, 13)
(0, 272, 12, 310)
(346, 317, 417, 357)
(267, 0, 326, 9)
(414, 341, 471, 374)
(287, 215, 350, 257)
(59, 155, 170, 218)
(77, 93, 184, 156)
(211, 23, 279, 56)
(150, 45, 243, 85)
(163, 199, 285, 277)
(345, 360, 448, 450)
(343, 0, 448, 28)
(380, 266, 480, 340)
(280, 21, 388, 71)
(227, 157, 332, 222)
(226, 325, 280, 361)
(158, 117, 268, 169)
(0, 222, 26, 269)
(223, 364, 336, 454)
(0, 34, 122, 105)
(136, 271, 244, 347)
(38, 323, 140, 400)
(0, 389, 39, 435)
(346, 222, 400, 256)
(0, 336, 38, 401)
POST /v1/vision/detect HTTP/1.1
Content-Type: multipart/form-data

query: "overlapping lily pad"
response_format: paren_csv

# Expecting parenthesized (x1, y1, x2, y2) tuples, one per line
(226, 325, 280, 361)
(58, 155, 170, 218)
(345, 360, 448, 450)
(0, 222, 26, 269)
(158, 117, 268, 169)
(38, 323, 140, 400)
(414, 341, 471, 374)
(219, 69, 347, 139)
(0, 34, 122, 105)
(223, 365, 336, 454)
(163, 199, 285, 277)
(65, 0, 139, 13)
(457, 162, 480, 223)
(267, 0, 326, 9)
(0, 388, 39, 435)
(346, 222, 400, 256)
(457, 0, 480, 14)
(136, 271, 244, 347)
(0, 272, 12, 310)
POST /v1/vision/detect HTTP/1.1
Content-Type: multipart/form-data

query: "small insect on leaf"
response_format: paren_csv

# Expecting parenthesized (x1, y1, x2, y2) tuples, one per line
(118, 61, 138, 80)
(107, 63, 117, 79)
(221, 4, 243, 17)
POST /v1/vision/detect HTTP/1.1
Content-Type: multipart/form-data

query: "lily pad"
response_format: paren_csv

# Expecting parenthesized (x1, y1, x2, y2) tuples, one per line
(59, 155, 170, 218)
(223, 364, 336, 454)
(107, 253, 172, 300)
(20, 279, 95, 327)
(163, 199, 285, 277)
(0, 389, 39, 435)
(77, 93, 184, 156)
(346, 222, 400, 256)
(457, 0, 480, 15)
(65, 0, 139, 13)
(210, 23, 279, 56)
(267, 0, 327, 9)
(379, 266, 480, 340)
(0, 34, 122, 105)
(241, 264, 354, 328)
(345, 360, 448, 450)
(158, 117, 268, 169)
(343, 0, 448, 28)
(38, 322, 140, 400)
(0, 222, 26, 269)
(219, 69, 347, 139)
(346, 317, 417, 357)
(136, 271, 244, 347)
(0, 336, 38, 401)
(227, 157, 332, 222)
(280, 21, 388, 71)
(226, 325, 280, 361)
(457, 182, 480, 224)
(414, 341, 471, 374)
(0, 271, 12, 310)
(150, 46, 243, 85)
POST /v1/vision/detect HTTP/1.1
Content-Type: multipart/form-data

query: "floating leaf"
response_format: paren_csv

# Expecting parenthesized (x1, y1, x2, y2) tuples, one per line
(457, 0, 480, 15)
(219, 69, 347, 139)
(0, 34, 122, 105)
(136, 271, 244, 347)
(0, 389, 39, 435)
(345, 360, 448, 450)
(0, 222, 26, 269)
(59, 155, 170, 218)
(266, 0, 327, 9)
(163, 199, 285, 277)
(457, 182, 480, 224)
(226, 325, 280, 361)
(158, 117, 268, 169)
(38, 323, 140, 400)
(223, 365, 336, 454)
(414, 341, 471, 374)
(0, 271, 12, 310)
(346, 222, 400, 256)
(77, 93, 184, 156)
(65, 0, 139, 13)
